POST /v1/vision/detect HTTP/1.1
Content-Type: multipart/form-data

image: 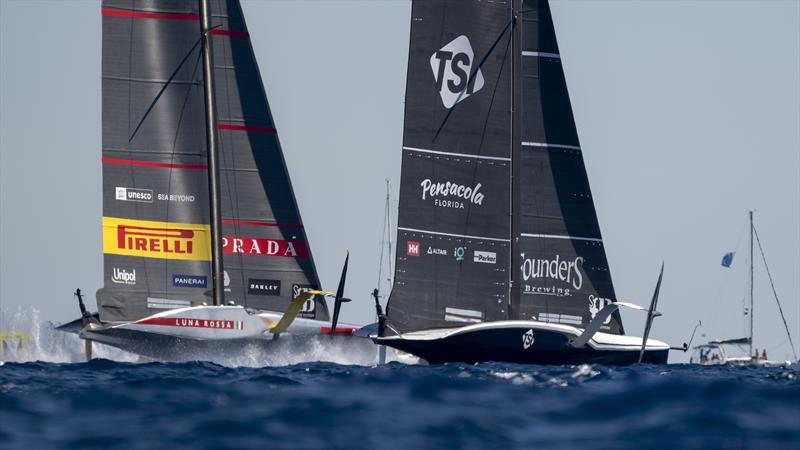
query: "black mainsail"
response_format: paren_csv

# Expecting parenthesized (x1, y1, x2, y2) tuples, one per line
(97, 0, 328, 323)
(386, 0, 623, 336)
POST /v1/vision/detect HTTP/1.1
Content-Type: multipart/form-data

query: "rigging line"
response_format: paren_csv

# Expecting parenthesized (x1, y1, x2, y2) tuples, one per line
(160, 47, 204, 297)
(376, 179, 390, 290)
(432, 19, 513, 143)
(753, 225, 798, 360)
(128, 36, 204, 143)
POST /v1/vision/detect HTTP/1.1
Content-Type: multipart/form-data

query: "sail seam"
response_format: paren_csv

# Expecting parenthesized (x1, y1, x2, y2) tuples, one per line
(403, 146, 510, 162)
(101, 9, 199, 21)
(522, 51, 560, 59)
(520, 233, 602, 243)
(521, 141, 581, 151)
(398, 227, 510, 243)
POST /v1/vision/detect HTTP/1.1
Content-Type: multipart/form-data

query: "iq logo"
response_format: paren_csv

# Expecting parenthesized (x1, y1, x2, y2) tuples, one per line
(430, 35, 485, 109)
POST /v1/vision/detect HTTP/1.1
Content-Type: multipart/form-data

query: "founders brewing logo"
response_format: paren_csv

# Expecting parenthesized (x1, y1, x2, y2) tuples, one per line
(430, 35, 485, 109)
(520, 253, 585, 297)
(102, 217, 211, 261)
(420, 179, 484, 209)
(522, 329, 534, 350)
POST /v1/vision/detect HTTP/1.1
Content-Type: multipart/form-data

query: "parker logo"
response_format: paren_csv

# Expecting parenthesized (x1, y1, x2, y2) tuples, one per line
(172, 274, 207, 289)
(111, 268, 136, 285)
(292, 284, 317, 315)
(103, 217, 211, 261)
(473, 250, 497, 264)
(115, 187, 153, 203)
(248, 279, 281, 296)
(407, 241, 420, 257)
(222, 237, 308, 258)
(420, 179, 484, 209)
(430, 35, 485, 109)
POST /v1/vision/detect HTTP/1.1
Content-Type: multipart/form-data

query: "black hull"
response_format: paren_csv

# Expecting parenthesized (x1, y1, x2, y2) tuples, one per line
(376, 325, 669, 366)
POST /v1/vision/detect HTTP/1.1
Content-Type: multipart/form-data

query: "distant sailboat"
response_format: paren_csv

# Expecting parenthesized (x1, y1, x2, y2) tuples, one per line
(371, 0, 671, 365)
(692, 211, 797, 365)
(59, 0, 357, 361)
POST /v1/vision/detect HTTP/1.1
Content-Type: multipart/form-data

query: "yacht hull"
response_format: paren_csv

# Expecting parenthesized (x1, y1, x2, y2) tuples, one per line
(374, 321, 670, 366)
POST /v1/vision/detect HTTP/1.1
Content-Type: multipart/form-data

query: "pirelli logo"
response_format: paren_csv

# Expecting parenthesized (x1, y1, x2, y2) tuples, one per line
(103, 217, 211, 261)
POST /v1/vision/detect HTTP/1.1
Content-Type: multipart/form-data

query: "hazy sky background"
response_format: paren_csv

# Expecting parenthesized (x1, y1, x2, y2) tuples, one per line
(1, 0, 798, 363)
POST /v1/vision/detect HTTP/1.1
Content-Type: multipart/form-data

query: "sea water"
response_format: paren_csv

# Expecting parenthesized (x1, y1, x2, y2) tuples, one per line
(1, 312, 798, 449)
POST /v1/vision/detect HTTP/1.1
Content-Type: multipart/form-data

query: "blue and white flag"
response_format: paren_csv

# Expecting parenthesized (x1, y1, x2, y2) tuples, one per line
(721, 252, 735, 268)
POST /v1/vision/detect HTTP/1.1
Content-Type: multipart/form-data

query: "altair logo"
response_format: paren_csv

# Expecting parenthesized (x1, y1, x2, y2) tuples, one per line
(430, 35, 485, 108)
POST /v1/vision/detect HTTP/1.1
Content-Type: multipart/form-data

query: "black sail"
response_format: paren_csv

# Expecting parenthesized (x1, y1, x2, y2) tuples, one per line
(386, 0, 624, 335)
(387, 0, 514, 333)
(515, 0, 623, 334)
(98, 0, 326, 322)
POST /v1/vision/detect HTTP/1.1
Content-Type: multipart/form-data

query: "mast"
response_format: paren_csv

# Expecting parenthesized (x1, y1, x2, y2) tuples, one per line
(200, 0, 225, 306)
(509, 0, 522, 319)
(749, 210, 754, 358)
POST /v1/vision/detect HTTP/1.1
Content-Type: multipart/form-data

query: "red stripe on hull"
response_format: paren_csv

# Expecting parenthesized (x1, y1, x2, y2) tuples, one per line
(101, 8, 200, 21)
(320, 327, 357, 335)
(217, 124, 277, 134)
(223, 219, 304, 229)
(102, 157, 207, 170)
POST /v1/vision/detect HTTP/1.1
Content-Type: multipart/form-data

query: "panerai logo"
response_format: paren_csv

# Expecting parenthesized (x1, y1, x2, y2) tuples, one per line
(420, 179, 484, 209)
(430, 35, 485, 108)
(520, 254, 585, 290)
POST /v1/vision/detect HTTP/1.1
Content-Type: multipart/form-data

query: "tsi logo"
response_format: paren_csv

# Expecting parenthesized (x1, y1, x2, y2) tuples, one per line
(115, 187, 153, 203)
(111, 268, 136, 285)
(522, 329, 535, 350)
(430, 35, 485, 109)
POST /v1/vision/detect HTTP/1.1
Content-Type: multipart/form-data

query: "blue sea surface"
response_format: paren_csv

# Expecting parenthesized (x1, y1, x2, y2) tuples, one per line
(1, 360, 798, 450)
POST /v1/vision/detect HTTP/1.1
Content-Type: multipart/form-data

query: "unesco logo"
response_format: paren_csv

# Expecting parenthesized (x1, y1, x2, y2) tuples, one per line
(430, 35, 485, 109)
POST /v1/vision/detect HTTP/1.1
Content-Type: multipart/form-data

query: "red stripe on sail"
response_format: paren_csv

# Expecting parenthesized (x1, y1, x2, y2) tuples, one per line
(102, 157, 207, 170)
(223, 220, 304, 229)
(217, 124, 277, 133)
(211, 29, 250, 38)
(101, 9, 200, 21)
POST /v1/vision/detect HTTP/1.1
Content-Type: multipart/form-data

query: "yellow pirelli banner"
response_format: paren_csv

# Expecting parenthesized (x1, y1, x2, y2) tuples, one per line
(102, 217, 212, 261)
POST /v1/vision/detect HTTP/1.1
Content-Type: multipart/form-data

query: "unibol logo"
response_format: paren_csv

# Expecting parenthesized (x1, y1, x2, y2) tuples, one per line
(115, 187, 153, 203)
(407, 241, 420, 257)
(473, 251, 497, 264)
(111, 268, 136, 285)
(102, 217, 211, 261)
(430, 35, 485, 109)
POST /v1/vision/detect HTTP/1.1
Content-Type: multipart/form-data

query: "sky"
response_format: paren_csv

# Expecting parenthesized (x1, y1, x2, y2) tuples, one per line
(1, 0, 798, 363)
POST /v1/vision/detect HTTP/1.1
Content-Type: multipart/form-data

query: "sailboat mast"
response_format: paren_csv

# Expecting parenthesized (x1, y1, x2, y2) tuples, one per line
(749, 210, 754, 357)
(200, 0, 225, 306)
(509, 0, 523, 319)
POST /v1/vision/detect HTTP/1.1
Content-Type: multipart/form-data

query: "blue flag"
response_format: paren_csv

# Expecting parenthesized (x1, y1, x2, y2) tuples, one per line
(721, 252, 735, 268)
